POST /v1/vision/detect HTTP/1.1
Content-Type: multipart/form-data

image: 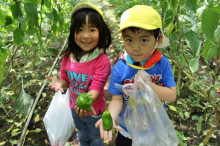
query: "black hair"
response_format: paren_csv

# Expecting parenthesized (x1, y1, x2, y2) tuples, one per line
(64, 8, 112, 61)
(122, 27, 161, 40)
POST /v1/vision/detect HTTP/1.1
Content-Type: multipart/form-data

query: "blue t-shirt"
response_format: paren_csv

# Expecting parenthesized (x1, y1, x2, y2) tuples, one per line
(108, 56, 176, 133)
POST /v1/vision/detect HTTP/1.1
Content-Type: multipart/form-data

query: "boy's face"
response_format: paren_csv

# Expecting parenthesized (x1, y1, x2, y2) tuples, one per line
(122, 28, 158, 62)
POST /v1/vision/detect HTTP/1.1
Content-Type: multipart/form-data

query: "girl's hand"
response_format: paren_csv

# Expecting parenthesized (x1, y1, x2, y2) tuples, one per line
(95, 118, 123, 142)
(45, 75, 64, 93)
(74, 106, 96, 117)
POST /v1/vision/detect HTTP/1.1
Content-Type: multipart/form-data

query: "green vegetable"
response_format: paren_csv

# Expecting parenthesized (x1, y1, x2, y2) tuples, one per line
(102, 110, 113, 131)
(76, 93, 93, 112)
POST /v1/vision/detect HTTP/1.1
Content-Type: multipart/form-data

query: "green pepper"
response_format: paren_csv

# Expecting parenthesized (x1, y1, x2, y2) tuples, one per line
(102, 110, 113, 131)
(76, 93, 93, 112)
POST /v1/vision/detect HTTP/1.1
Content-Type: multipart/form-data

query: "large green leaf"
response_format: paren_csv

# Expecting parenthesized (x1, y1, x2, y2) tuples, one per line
(13, 28, 24, 46)
(201, 8, 219, 41)
(211, 6, 220, 13)
(168, 0, 176, 11)
(16, 87, 34, 118)
(10, 3, 22, 20)
(164, 9, 174, 26)
(0, 9, 6, 26)
(201, 39, 218, 63)
(186, 0, 197, 13)
(185, 30, 201, 57)
(24, 3, 38, 28)
(5, 16, 13, 26)
(189, 57, 199, 73)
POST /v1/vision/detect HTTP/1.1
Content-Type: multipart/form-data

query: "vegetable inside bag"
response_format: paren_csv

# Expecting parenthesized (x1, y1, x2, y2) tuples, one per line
(43, 89, 75, 146)
(121, 70, 179, 146)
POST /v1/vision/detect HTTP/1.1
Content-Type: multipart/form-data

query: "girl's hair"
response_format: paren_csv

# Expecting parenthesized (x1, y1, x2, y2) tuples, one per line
(122, 27, 161, 40)
(64, 8, 112, 61)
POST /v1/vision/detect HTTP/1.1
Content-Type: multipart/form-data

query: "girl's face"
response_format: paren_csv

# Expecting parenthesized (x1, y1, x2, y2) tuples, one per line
(122, 28, 161, 62)
(75, 15, 99, 54)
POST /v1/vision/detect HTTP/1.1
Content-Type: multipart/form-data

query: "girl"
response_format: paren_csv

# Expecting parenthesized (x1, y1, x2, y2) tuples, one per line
(46, 2, 111, 146)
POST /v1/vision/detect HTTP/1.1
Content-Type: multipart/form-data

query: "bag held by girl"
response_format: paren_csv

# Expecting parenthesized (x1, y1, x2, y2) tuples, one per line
(122, 70, 179, 146)
(43, 89, 75, 146)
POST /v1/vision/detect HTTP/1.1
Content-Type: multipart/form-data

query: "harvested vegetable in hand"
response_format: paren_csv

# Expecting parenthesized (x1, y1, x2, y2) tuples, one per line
(76, 93, 93, 112)
(102, 110, 113, 131)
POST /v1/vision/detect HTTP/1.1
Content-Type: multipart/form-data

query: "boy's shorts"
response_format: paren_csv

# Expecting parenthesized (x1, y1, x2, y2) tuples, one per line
(115, 131, 132, 146)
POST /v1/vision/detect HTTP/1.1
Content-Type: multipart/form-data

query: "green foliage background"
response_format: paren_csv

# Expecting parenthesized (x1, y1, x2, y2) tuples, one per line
(0, 0, 219, 145)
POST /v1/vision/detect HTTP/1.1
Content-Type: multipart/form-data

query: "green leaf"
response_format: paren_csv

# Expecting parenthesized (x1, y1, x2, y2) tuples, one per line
(165, 22, 175, 37)
(168, 105, 177, 112)
(44, 0, 52, 9)
(179, 111, 184, 119)
(189, 57, 199, 73)
(0, 66, 5, 85)
(196, 116, 203, 134)
(0, 9, 6, 26)
(16, 88, 34, 118)
(185, 30, 201, 57)
(184, 111, 190, 119)
(180, 54, 186, 68)
(186, 0, 197, 13)
(24, 3, 38, 28)
(164, 9, 174, 26)
(10, 3, 22, 20)
(13, 28, 24, 46)
(201, 8, 219, 41)
(5, 15, 13, 26)
(201, 39, 218, 63)
(45, 12, 54, 24)
(211, 6, 220, 13)
(168, 0, 176, 11)
(191, 115, 199, 121)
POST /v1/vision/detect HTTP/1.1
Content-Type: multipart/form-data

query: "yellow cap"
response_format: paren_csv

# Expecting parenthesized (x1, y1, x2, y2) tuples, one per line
(119, 5, 169, 48)
(71, 2, 104, 19)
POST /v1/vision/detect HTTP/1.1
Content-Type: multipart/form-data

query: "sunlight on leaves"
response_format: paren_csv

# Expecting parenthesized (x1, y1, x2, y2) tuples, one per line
(34, 114, 40, 123)
(168, 105, 177, 112)
(0, 141, 7, 145)
(7, 125, 14, 132)
(189, 57, 199, 73)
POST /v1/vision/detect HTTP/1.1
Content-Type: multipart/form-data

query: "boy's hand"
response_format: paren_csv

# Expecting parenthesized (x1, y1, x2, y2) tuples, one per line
(45, 75, 64, 93)
(95, 118, 123, 142)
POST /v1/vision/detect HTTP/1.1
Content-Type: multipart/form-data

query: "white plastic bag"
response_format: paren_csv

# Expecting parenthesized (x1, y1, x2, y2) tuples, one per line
(121, 70, 179, 146)
(43, 89, 75, 146)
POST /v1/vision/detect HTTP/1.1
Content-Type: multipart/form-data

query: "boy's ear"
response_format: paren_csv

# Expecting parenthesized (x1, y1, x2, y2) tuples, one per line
(157, 34, 163, 45)
(121, 33, 124, 37)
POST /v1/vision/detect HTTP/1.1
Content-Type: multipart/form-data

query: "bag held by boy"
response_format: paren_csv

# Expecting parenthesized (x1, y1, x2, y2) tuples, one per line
(121, 70, 179, 146)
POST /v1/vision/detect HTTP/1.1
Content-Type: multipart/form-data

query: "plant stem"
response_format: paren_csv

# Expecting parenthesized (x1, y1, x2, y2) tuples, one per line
(203, 107, 219, 145)
(203, 42, 220, 145)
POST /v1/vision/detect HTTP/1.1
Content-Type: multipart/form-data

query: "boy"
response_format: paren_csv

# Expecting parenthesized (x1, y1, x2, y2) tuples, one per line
(95, 5, 176, 145)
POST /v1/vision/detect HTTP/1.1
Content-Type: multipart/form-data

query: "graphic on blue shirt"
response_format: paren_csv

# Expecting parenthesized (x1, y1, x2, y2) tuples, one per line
(67, 70, 92, 95)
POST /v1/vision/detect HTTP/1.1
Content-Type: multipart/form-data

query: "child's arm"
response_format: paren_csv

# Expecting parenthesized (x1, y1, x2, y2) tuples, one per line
(150, 83, 176, 102)
(108, 95, 124, 121)
(45, 75, 69, 93)
(95, 94, 124, 141)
